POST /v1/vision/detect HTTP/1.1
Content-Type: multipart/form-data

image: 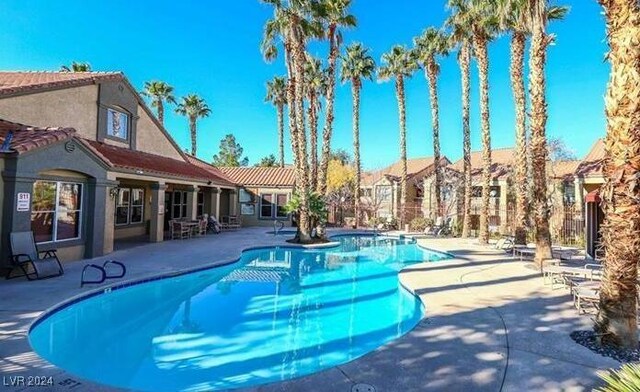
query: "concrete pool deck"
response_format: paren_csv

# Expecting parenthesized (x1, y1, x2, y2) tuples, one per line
(0, 229, 617, 391)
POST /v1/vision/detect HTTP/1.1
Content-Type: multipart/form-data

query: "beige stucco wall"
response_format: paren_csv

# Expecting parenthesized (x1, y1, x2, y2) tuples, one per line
(135, 107, 183, 160)
(0, 86, 98, 139)
(239, 186, 293, 227)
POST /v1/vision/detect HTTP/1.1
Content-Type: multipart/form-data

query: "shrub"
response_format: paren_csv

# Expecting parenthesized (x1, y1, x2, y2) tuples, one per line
(409, 217, 430, 232)
(597, 363, 640, 392)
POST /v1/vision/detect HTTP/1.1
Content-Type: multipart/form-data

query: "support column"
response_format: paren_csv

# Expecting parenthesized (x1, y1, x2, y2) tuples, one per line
(185, 186, 199, 220)
(150, 182, 168, 243)
(208, 187, 219, 218)
(215, 188, 221, 220)
(229, 189, 238, 216)
(498, 180, 509, 235)
(574, 177, 585, 219)
(87, 179, 117, 257)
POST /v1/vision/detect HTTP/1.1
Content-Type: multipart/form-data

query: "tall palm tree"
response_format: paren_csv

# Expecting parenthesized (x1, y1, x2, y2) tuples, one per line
(261, 0, 323, 242)
(528, 0, 570, 265)
(304, 56, 326, 188)
(175, 94, 211, 156)
(315, 0, 357, 198)
(498, 0, 568, 246)
(60, 61, 91, 72)
(448, 0, 498, 244)
(413, 27, 450, 220)
(594, 0, 640, 348)
(447, 13, 474, 238)
(265, 76, 288, 167)
(141, 81, 177, 126)
(379, 46, 418, 225)
(340, 42, 376, 228)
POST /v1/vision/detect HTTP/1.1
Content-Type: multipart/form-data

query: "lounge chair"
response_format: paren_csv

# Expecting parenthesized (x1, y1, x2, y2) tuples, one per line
(7, 231, 63, 280)
(543, 264, 602, 289)
(494, 236, 515, 252)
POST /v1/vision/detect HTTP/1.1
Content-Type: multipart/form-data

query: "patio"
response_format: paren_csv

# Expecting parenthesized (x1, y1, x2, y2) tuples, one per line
(0, 229, 617, 391)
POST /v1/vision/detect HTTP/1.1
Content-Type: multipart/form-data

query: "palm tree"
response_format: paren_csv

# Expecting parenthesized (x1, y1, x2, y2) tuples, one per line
(498, 0, 568, 246)
(265, 76, 288, 167)
(340, 42, 376, 228)
(60, 61, 91, 72)
(261, 0, 323, 242)
(304, 56, 326, 188)
(315, 0, 357, 199)
(413, 27, 450, 220)
(379, 46, 418, 225)
(594, 0, 640, 349)
(175, 94, 211, 156)
(448, 0, 498, 244)
(141, 81, 177, 126)
(528, 0, 570, 265)
(447, 13, 474, 238)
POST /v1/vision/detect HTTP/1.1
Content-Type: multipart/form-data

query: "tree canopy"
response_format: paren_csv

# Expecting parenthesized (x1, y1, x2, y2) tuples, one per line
(255, 154, 279, 167)
(212, 134, 249, 167)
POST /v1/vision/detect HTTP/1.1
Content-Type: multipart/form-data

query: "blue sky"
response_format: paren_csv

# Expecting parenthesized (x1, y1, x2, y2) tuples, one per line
(0, 0, 608, 169)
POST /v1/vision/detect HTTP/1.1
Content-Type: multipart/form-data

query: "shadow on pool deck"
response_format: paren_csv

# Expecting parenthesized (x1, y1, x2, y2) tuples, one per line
(0, 233, 618, 392)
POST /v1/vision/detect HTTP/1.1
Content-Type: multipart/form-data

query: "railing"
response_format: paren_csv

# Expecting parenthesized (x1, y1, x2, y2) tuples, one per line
(81, 260, 126, 288)
(273, 220, 285, 236)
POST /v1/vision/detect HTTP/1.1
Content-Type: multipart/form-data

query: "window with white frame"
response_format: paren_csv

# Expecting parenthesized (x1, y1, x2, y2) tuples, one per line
(107, 108, 129, 140)
(31, 181, 82, 243)
(259, 193, 289, 219)
(115, 188, 144, 226)
(376, 185, 392, 203)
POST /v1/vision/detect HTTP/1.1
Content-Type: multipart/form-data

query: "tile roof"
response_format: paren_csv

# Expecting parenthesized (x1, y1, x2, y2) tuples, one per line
(450, 147, 516, 172)
(80, 139, 232, 184)
(219, 166, 295, 187)
(185, 155, 236, 186)
(550, 160, 580, 180)
(449, 147, 517, 180)
(362, 157, 445, 186)
(0, 118, 75, 154)
(575, 138, 605, 178)
(0, 71, 123, 97)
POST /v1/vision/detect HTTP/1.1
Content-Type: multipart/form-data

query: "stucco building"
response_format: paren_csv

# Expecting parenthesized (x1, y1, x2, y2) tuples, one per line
(0, 71, 283, 267)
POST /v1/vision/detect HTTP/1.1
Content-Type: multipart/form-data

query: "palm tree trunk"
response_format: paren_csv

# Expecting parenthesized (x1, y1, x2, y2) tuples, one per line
(511, 32, 529, 245)
(529, 16, 553, 265)
(395, 76, 408, 226)
(426, 58, 443, 219)
(190, 116, 197, 156)
(277, 104, 285, 167)
(474, 37, 492, 245)
(594, 0, 640, 349)
(317, 24, 338, 197)
(352, 80, 362, 228)
(157, 101, 165, 125)
(291, 26, 311, 242)
(309, 94, 319, 190)
(460, 43, 472, 238)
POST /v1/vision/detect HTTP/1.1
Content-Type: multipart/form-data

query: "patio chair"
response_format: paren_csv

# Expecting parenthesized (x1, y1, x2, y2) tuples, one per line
(171, 220, 190, 240)
(7, 231, 63, 280)
(197, 218, 207, 236)
(574, 286, 600, 314)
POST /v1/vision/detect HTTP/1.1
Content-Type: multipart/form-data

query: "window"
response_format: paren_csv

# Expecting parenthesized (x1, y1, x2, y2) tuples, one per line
(197, 192, 204, 217)
(239, 188, 253, 203)
(276, 194, 288, 218)
(260, 194, 273, 218)
(376, 185, 392, 203)
(107, 108, 129, 139)
(260, 193, 288, 219)
(170, 191, 188, 219)
(115, 188, 144, 226)
(31, 181, 82, 243)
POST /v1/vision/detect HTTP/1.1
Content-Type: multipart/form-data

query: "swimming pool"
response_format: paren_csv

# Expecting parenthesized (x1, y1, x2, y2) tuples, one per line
(29, 235, 449, 391)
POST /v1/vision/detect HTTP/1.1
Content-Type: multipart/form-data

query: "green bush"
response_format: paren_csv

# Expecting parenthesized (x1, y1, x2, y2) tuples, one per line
(409, 217, 430, 232)
(597, 363, 640, 392)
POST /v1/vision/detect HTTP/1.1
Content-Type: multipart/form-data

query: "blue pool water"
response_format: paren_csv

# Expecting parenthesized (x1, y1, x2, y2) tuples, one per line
(29, 235, 448, 391)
